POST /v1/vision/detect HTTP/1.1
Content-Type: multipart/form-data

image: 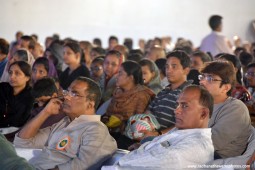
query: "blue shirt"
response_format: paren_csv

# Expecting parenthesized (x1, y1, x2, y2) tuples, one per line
(148, 81, 192, 129)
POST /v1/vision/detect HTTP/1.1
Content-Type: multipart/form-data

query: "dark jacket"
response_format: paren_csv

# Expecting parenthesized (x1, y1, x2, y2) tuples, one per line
(59, 64, 90, 89)
(0, 82, 34, 127)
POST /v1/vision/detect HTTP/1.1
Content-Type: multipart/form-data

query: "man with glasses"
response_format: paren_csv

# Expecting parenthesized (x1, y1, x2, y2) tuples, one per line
(14, 77, 117, 170)
(199, 61, 252, 159)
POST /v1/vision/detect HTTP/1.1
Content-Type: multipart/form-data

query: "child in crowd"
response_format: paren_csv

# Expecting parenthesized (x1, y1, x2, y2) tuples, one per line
(90, 57, 104, 82)
(155, 58, 169, 88)
(139, 58, 162, 94)
(30, 77, 65, 129)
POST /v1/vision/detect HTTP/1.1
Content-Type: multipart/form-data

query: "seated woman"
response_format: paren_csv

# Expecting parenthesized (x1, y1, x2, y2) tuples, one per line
(99, 50, 123, 104)
(0, 61, 34, 141)
(139, 58, 162, 94)
(32, 57, 58, 85)
(59, 41, 90, 89)
(102, 61, 155, 149)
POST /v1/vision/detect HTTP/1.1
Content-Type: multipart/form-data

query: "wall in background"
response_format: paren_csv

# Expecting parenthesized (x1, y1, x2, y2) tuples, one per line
(0, 0, 255, 48)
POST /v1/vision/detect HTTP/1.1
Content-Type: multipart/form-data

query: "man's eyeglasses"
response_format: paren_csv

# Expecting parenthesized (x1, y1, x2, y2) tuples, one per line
(62, 90, 86, 98)
(198, 74, 224, 83)
(245, 72, 255, 78)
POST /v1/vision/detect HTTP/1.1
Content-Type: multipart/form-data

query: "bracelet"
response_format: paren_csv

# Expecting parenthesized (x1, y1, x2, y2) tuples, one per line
(155, 129, 162, 136)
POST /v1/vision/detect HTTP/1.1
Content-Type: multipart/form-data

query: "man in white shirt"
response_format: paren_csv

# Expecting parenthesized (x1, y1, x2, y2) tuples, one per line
(103, 85, 214, 169)
(200, 15, 233, 57)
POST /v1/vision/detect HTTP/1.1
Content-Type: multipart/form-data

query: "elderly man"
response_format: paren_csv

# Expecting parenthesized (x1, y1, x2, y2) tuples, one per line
(103, 85, 214, 169)
(14, 77, 117, 170)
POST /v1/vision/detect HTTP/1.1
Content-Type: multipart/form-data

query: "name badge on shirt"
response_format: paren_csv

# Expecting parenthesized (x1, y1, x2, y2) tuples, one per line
(56, 136, 71, 151)
(160, 141, 171, 148)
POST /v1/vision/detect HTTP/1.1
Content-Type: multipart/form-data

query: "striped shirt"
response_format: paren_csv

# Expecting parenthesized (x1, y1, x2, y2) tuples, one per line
(148, 81, 192, 129)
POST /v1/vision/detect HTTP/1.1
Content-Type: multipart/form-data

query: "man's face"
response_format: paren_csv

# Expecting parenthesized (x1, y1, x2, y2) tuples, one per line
(19, 39, 29, 50)
(246, 67, 255, 87)
(165, 57, 189, 84)
(109, 39, 118, 50)
(62, 80, 91, 119)
(199, 73, 225, 101)
(191, 56, 204, 71)
(175, 89, 206, 129)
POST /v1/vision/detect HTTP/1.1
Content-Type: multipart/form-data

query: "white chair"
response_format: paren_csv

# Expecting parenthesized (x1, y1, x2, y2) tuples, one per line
(208, 127, 255, 166)
(96, 98, 112, 115)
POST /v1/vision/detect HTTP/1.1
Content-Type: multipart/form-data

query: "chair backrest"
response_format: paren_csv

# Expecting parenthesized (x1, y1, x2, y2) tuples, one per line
(96, 98, 112, 115)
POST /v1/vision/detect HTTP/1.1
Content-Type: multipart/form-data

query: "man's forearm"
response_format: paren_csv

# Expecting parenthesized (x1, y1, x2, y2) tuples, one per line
(18, 110, 50, 139)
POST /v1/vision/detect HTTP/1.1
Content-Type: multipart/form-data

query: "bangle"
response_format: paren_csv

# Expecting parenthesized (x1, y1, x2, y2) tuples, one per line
(155, 129, 162, 136)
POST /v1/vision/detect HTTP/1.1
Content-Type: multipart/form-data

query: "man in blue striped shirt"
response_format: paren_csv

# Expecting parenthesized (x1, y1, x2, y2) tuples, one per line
(143, 50, 192, 137)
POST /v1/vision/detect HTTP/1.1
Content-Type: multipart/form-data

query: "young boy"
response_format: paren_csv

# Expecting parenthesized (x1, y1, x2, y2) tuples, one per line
(31, 77, 65, 128)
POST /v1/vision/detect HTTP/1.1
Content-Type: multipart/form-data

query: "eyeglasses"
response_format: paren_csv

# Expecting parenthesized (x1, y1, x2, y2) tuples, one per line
(245, 72, 255, 78)
(62, 90, 86, 98)
(90, 66, 103, 72)
(198, 74, 223, 83)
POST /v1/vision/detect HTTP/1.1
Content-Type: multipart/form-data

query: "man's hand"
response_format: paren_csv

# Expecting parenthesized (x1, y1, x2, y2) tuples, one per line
(128, 143, 141, 151)
(42, 98, 62, 116)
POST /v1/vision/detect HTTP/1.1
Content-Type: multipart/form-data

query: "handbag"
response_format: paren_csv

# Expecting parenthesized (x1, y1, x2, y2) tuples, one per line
(124, 113, 160, 139)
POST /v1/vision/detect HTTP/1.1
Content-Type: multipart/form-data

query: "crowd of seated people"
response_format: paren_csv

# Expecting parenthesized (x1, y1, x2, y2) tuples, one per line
(1, 14, 255, 169)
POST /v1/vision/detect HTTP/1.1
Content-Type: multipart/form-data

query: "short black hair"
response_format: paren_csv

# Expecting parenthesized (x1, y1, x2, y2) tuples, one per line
(201, 61, 236, 96)
(33, 57, 50, 73)
(239, 51, 254, 66)
(122, 60, 144, 85)
(127, 53, 143, 62)
(109, 36, 118, 43)
(155, 58, 167, 77)
(166, 50, 191, 69)
(192, 51, 212, 63)
(32, 77, 58, 98)
(13, 49, 28, 62)
(209, 15, 222, 30)
(21, 35, 36, 50)
(91, 47, 106, 56)
(75, 77, 102, 109)
(105, 50, 122, 59)
(0, 38, 9, 55)
(247, 62, 255, 69)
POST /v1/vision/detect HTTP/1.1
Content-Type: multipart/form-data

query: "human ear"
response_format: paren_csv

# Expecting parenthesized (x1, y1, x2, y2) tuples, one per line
(75, 52, 80, 60)
(184, 67, 190, 75)
(222, 84, 231, 94)
(201, 108, 209, 119)
(88, 101, 95, 109)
